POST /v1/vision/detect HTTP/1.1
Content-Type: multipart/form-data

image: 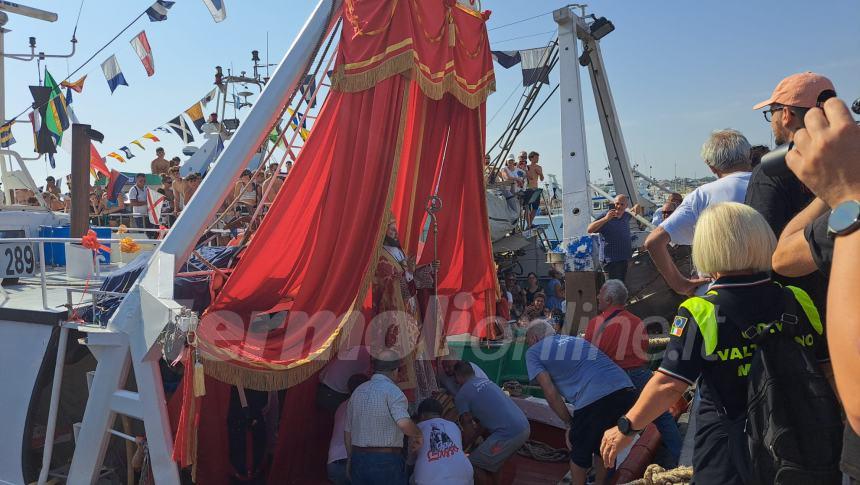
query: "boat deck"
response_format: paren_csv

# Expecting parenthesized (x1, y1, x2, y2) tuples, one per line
(0, 264, 121, 325)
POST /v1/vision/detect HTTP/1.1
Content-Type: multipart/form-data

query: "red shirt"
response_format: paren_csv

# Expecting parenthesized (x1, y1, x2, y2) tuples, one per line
(584, 305, 648, 370)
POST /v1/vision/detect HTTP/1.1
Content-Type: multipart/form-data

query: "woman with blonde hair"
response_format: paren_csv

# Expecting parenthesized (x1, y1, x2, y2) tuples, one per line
(600, 202, 831, 484)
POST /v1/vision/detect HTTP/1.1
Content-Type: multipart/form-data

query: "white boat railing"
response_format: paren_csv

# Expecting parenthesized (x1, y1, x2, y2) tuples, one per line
(0, 237, 162, 309)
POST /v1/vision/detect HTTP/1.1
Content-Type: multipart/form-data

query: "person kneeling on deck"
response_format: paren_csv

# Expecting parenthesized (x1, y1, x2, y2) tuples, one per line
(525, 320, 635, 485)
(454, 361, 530, 485)
(346, 349, 423, 485)
(413, 398, 474, 485)
(600, 203, 832, 485)
(585, 279, 683, 467)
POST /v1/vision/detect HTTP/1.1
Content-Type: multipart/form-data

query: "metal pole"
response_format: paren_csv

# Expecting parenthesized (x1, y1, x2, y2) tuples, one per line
(426, 195, 442, 351)
(70, 124, 91, 238)
(37, 324, 69, 485)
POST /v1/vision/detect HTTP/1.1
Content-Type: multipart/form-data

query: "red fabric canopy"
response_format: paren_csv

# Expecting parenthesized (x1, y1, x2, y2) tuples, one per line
(174, 2, 496, 480)
(196, 0, 496, 389)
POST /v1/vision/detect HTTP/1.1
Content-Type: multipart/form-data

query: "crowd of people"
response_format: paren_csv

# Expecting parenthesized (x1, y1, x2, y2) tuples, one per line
(23, 147, 293, 232)
(321, 71, 860, 485)
(485, 149, 548, 227)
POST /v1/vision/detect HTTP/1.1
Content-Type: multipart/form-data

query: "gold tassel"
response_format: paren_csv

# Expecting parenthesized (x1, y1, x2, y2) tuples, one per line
(193, 353, 206, 397)
(448, 14, 456, 47)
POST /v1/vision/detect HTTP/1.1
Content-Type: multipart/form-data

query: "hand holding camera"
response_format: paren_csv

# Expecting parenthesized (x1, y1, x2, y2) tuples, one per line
(786, 98, 860, 208)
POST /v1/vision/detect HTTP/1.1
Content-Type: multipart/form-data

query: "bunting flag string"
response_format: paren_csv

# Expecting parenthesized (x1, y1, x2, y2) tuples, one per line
(184, 102, 206, 133)
(200, 88, 217, 107)
(130, 31, 156, 77)
(166, 115, 194, 144)
(107, 152, 127, 163)
(146, 0, 176, 22)
(60, 75, 87, 93)
(201, 0, 227, 23)
(131, 140, 146, 150)
(101, 55, 129, 94)
(119, 146, 136, 159)
(143, 132, 161, 142)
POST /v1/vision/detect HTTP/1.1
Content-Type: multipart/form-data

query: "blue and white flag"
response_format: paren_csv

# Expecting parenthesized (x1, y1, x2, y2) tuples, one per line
(201, 0, 226, 22)
(491, 50, 522, 69)
(119, 146, 135, 159)
(65, 88, 80, 124)
(520, 47, 552, 86)
(146, 0, 175, 22)
(101, 55, 128, 94)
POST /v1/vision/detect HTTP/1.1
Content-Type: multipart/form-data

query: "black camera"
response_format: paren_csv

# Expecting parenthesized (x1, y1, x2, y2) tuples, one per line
(761, 96, 860, 177)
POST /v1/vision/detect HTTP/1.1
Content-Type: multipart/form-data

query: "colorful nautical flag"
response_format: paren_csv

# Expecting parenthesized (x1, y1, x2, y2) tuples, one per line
(166, 115, 194, 144)
(106, 169, 130, 202)
(146, 0, 175, 22)
(184, 102, 206, 133)
(146, 188, 166, 225)
(287, 108, 310, 141)
(119, 146, 135, 159)
(90, 142, 110, 178)
(131, 140, 146, 149)
(101, 55, 128, 93)
(200, 87, 218, 107)
(490, 50, 522, 69)
(0, 121, 15, 148)
(142, 132, 160, 142)
(201, 0, 227, 22)
(107, 152, 126, 163)
(43, 69, 70, 145)
(60, 75, 87, 93)
(130, 31, 155, 77)
(28, 85, 57, 154)
(519, 47, 552, 86)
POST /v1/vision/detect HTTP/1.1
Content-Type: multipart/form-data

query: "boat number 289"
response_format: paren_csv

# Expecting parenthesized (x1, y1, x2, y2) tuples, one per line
(2, 244, 35, 277)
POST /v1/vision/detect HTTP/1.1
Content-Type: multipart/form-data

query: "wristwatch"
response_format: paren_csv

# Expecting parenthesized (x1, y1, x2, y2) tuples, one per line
(828, 200, 860, 237)
(617, 416, 642, 436)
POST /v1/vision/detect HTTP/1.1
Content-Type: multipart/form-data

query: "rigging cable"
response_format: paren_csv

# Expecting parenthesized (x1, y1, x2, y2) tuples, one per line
(490, 30, 555, 47)
(487, 10, 555, 31)
(7, 5, 147, 124)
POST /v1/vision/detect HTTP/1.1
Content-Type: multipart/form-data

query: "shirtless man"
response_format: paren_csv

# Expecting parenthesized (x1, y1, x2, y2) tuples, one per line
(151, 147, 169, 175)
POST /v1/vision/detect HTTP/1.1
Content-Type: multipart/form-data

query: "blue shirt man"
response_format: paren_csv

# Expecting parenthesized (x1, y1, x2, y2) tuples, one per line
(525, 321, 635, 485)
(587, 194, 633, 282)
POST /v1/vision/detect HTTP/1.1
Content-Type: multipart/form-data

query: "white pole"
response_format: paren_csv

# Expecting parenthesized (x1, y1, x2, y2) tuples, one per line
(0, 21, 10, 205)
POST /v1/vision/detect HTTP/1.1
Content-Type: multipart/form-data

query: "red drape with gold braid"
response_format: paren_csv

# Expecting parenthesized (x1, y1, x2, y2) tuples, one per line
(196, 0, 495, 389)
(173, 1, 496, 482)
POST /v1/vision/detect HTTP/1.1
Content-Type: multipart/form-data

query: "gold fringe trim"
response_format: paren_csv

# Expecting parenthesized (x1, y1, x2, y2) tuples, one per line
(332, 50, 495, 110)
(202, 85, 413, 392)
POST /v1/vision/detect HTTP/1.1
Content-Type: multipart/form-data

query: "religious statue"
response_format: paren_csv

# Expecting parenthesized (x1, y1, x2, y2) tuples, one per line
(371, 219, 439, 403)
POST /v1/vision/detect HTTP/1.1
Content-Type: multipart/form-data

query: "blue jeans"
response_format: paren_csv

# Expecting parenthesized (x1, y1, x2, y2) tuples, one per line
(627, 366, 682, 466)
(327, 459, 349, 485)
(349, 450, 406, 485)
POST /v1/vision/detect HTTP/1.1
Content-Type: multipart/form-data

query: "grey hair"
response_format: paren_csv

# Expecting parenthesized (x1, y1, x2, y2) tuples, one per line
(601, 279, 628, 306)
(526, 320, 556, 342)
(700, 129, 751, 172)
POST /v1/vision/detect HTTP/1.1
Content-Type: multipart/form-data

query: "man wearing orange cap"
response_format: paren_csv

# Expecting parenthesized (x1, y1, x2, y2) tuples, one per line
(747, 72, 836, 235)
(745, 71, 835, 334)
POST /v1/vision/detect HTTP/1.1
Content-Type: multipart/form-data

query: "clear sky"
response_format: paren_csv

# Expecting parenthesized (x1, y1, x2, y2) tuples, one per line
(3, 0, 859, 189)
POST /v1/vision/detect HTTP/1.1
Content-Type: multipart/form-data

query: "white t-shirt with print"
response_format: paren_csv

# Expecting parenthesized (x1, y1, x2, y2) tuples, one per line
(412, 418, 473, 485)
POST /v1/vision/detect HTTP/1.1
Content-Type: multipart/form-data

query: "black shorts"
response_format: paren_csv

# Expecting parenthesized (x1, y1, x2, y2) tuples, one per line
(567, 387, 636, 468)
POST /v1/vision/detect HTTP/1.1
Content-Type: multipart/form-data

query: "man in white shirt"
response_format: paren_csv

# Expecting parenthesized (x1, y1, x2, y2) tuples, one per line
(501, 154, 526, 194)
(643, 129, 753, 295)
(412, 398, 473, 485)
(127, 173, 150, 230)
(327, 374, 369, 485)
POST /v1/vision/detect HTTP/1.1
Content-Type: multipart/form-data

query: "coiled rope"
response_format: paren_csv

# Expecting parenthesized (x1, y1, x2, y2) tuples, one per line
(622, 464, 694, 485)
